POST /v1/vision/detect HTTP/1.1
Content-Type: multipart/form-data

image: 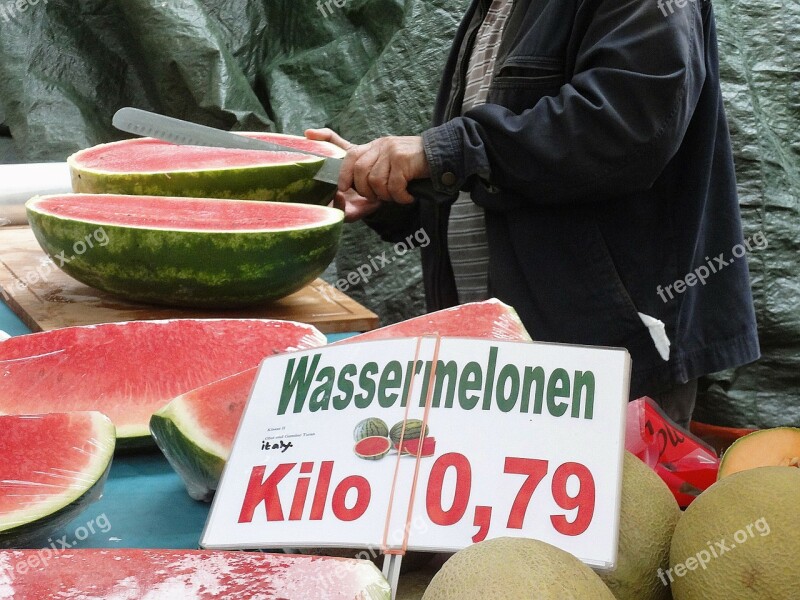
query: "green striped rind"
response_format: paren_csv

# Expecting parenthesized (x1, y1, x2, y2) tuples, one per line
(0, 461, 113, 548)
(353, 417, 389, 441)
(68, 142, 344, 206)
(389, 419, 429, 445)
(26, 198, 343, 309)
(150, 409, 224, 502)
(0, 413, 116, 548)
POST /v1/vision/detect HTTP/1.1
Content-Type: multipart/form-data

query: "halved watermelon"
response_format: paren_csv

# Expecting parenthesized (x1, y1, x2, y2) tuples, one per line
(151, 299, 531, 500)
(0, 549, 391, 598)
(0, 319, 326, 448)
(0, 412, 115, 548)
(68, 133, 346, 205)
(26, 194, 343, 308)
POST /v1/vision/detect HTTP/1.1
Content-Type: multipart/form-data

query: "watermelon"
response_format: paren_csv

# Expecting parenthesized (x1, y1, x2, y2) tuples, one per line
(68, 133, 346, 205)
(151, 299, 532, 500)
(353, 417, 390, 441)
(389, 419, 429, 446)
(26, 194, 343, 308)
(354, 436, 392, 460)
(0, 319, 326, 449)
(0, 412, 115, 548)
(396, 436, 436, 458)
(0, 549, 391, 598)
(351, 298, 532, 343)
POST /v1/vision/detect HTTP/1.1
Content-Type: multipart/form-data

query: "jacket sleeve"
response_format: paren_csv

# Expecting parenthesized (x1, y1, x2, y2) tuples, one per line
(362, 200, 422, 245)
(421, 0, 707, 208)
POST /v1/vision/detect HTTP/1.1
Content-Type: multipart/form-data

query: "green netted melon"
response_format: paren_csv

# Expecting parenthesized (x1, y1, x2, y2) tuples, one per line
(599, 452, 681, 600)
(422, 537, 615, 600)
(670, 467, 800, 599)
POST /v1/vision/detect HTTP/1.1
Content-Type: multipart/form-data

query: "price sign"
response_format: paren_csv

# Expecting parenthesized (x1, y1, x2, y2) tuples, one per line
(201, 337, 630, 570)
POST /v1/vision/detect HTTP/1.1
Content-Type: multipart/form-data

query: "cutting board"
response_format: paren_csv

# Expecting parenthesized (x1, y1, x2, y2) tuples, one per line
(0, 227, 379, 334)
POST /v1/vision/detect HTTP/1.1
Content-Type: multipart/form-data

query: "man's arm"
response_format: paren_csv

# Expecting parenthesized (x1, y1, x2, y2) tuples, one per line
(423, 0, 707, 207)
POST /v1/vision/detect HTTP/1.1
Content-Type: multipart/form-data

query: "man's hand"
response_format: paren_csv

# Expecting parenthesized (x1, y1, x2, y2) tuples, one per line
(305, 128, 430, 205)
(340, 136, 429, 204)
(305, 128, 380, 222)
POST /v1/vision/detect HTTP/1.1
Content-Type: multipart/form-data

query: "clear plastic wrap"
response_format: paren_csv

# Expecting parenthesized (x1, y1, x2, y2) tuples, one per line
(0, 319, 327, 449)
(626, 397, 720, 508)
(0, 412, 115, 549)
(0, 548, 391, 599)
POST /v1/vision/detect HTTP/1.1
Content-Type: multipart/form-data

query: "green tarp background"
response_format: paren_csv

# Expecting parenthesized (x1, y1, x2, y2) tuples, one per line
(0, 0, 796, 428)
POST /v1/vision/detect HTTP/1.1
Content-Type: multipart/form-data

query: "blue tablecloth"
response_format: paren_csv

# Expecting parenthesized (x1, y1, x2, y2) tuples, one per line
(0, 300, 357, 549)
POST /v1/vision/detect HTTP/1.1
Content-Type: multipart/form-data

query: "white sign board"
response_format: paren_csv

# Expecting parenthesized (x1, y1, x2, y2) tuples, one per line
(202, 337, 630, 570)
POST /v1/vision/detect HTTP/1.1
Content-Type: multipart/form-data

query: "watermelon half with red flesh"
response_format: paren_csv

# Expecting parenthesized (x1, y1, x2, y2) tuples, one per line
(26, 194, 343, 308)
(68, 133, 346, 205)
(0, 549, 391, 598)
(150, 299, 531, 500)
(0, 319, 326, 449)
(0, 412, 115, 549)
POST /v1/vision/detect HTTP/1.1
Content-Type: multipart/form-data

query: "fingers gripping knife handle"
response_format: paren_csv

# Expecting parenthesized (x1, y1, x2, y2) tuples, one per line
(406, 179, 455, 205)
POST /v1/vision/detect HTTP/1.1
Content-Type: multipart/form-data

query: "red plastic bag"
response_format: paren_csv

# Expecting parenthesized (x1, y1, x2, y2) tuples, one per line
(625, 397, 719, 507)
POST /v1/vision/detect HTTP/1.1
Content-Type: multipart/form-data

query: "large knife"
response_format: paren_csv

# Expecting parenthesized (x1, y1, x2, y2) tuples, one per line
(113, 107, 342, 185)
(112, 107, 439, 199)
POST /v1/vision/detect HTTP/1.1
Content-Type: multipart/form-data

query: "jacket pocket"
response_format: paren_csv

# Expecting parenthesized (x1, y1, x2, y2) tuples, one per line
(486, 57, 565, 114)
(575, 220, 647, 340)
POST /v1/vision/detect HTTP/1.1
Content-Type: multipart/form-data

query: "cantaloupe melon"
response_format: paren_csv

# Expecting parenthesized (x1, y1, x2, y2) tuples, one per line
(718, 427, 800, 479)
(599, 452, 681, 600)
(669, 467, 800, 599)
(421, 537, 615, 600)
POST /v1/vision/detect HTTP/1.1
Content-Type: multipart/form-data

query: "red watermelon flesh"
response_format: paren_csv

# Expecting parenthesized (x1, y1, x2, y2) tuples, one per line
(0, 412, 115, 548)
(352, 298, 532, 343)
(31, 194, 338, 231)
(0, 549, 390, 599)
(151, 299, 531, 499)
(396, 437, 437, 457)
(72, 134, 342, 173)
(0, 319, 326, 447)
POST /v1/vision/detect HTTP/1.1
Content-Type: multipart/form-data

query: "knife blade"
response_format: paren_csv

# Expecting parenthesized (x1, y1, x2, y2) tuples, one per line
(112, 107, 440, 199)
(112, 107, 341, 184)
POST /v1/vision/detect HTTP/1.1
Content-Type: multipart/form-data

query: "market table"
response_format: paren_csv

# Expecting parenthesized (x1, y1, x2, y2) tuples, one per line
(0, 226, 378, 334)
(0, 267, 365, 550)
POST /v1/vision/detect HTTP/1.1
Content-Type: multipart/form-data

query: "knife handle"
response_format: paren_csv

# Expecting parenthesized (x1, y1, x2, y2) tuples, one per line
(407, 179, 456, 205)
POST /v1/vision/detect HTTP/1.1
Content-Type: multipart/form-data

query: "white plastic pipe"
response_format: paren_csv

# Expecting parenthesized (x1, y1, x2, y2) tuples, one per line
(0, 162, 72, 226)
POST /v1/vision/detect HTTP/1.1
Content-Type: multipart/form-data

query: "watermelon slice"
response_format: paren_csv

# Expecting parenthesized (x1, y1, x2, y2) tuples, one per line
(0, 319, 326, 448)
(0, 412, 115, 549)
(68, 133, 346, 205)
(396, 437, 437, 458)
(151, 299, 531, 500)
(354, 436, 392, 460)
(0, 549, 391, 598)
(26, 194, 343, 308)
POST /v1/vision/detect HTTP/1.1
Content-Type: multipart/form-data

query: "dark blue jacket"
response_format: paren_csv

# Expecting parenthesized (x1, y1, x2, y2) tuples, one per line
(367, 0, 760, 398)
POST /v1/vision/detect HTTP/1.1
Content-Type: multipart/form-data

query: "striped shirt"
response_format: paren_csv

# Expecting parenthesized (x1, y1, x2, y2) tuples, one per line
(447, 0, 513, 303)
